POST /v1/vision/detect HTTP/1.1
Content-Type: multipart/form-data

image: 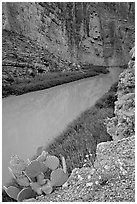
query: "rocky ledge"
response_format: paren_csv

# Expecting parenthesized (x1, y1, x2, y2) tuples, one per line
(24, 135, 135, 202)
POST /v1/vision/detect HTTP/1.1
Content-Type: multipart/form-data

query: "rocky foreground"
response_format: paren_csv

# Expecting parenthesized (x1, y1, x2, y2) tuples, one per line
(24, 135, 135, 202)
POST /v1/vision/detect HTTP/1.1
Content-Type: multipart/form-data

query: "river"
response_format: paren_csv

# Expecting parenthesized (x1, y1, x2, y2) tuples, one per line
(2, 67, 123, 185)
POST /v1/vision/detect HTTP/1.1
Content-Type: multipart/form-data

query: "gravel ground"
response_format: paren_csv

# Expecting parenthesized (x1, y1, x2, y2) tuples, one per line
(24, 135, 135, 202)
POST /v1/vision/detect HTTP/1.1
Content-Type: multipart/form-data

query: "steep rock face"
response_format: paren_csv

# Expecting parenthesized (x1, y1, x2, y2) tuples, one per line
(106, 47, 135, 140)
(2, 2, 135, 65)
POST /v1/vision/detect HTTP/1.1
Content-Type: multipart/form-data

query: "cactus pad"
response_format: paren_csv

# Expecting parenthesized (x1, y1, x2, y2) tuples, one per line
(16, 175, 30, 187)
(3, 186, 20, 200)
(29, 154, 38, 162)
(39, 162, 48, 173)
(44, 155, 59, 170)
(41, 180, 53, 194)
(30, 182, 42, 195)
(36, 146, 43, 156)
(10, 155, 21, 166)
(37, 151, 49, 162)
(37, 173, 45, 185)
(17, 187, 36, 202)
(25, 160, 41, 178)
(10, 155, 27, 171)
(50, 168, 68, 187)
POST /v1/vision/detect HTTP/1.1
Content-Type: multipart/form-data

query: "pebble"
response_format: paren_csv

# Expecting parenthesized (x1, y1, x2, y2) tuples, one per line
(78, 175, 83, 181)
(95, 181, 99, 185)
(86, 182, 93, 187)
(90, 168, 96, 174)
(104, 165, 110, 170)
(62, 182, 68, 188)
(122, 170, 127, 175)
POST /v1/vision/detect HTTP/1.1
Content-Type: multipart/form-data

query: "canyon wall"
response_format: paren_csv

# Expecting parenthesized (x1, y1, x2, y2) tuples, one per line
(2, 2, 135, 66)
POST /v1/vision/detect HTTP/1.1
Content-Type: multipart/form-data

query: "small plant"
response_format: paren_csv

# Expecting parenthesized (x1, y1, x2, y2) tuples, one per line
(3, 151, 68, 202)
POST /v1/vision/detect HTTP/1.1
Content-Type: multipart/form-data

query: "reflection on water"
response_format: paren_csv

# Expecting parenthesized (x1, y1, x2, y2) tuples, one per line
(2, 68, 122, 185)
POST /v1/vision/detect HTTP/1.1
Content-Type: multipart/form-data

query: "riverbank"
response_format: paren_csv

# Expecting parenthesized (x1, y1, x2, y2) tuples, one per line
(2, 65, 109, 98)
(45, 81, 118, 174)
(2, 81, 118, 201)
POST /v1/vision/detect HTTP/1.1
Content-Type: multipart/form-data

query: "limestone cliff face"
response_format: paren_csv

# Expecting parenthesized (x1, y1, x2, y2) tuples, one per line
(106, 47, 135, 140)
(2, 2, 135, 66)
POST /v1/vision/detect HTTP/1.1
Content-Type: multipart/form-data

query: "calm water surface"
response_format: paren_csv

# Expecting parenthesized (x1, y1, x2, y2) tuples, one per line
(2, 68, 123, 185)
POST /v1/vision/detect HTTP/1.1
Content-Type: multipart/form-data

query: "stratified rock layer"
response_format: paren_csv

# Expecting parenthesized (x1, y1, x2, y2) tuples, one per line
(2, 2, 135, 65)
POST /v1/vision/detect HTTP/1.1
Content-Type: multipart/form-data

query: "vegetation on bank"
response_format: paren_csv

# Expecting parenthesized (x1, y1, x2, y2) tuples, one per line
(45, 81, 118, 174)
(2, 81, 118, 202)
(2, 65, 108, 98)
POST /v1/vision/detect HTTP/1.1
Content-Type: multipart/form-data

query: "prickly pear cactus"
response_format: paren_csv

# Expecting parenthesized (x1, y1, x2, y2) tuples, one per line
(3, 186, 20, 200)
(36, 146, 43, 156)
(36, 151, 49, 162)
(10, 155, 27, 171)
(8, 166, 22, 177)
(17, 187, 36, 202)
(44, 155, 59, 170)
(37, 172, 46, 185)
(16, 175, 30, 187)
(29, 154, 38, 162)
(30, 182, 42, 195)
(41, 179, 53, 194)
(4, 151, 69, 201)
(50, 168, 68, 187)
(25, 160, 41, 178)
(39, 161, 48, 173)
